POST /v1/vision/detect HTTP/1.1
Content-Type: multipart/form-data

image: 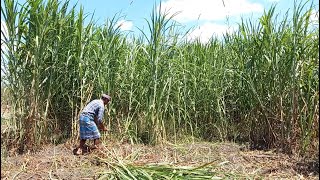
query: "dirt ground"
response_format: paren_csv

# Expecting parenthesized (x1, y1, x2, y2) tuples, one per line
(1, 139, 319, 180)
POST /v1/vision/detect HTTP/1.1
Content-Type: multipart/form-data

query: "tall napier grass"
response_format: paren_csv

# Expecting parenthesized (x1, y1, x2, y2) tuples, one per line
(222, 1, 319, 154)
(1, 0, 318, 156)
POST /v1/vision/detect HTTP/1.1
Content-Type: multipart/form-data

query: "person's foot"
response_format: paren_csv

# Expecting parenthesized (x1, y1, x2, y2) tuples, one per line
(93, 145, 107, 156)
(90, 144, 98, 150)
(82, 144, 91, 153)
(91, 144, 107, 152)
(73, 148, 82, 155)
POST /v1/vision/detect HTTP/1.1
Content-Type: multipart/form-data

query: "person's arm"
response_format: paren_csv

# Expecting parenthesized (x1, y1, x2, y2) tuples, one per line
(96, 106, 104, 123)
(96, 106, 108, 131)
(94, 116, 107, 131)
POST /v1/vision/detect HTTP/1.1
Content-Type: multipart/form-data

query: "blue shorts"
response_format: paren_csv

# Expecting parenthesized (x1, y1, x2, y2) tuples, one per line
(79, 114, 100, 140)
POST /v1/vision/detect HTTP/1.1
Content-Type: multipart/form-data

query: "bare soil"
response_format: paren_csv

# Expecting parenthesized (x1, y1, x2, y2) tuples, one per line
(1, 139, 319, 179)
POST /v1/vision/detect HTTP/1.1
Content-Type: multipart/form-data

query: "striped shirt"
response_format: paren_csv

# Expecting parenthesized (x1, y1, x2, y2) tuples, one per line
(81, 99, 105, 122)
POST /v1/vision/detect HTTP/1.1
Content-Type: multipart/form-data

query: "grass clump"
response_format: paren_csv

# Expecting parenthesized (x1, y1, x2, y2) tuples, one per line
(96, 161, 254, 180)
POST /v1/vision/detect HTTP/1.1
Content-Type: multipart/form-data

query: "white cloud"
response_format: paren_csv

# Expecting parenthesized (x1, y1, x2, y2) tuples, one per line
(186, 22, 237, 43)
(115, 20, 133, 31)
(1, 20, 8, 51)
(159, 0, 264, 22)
(310, 10, 319, 23)
(266, 0, 280, 2)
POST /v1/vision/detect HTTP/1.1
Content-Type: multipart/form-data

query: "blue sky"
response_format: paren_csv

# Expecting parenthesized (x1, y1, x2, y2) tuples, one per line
(65, 0, 319, 42)
(1, 0, 319, 43)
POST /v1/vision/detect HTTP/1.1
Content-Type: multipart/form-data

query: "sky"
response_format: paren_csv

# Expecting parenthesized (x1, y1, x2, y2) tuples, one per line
(65, 0, 319, 43)
(0, 0, 319, 44)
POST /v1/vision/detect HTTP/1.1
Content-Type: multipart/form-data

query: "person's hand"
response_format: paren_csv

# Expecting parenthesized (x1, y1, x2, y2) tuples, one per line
(99, 123, 108, 132)
(101, 126, 108, 131)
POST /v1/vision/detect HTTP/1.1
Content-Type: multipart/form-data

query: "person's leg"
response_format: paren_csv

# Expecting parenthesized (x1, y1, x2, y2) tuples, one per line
(76, 114, 88, 155)
(75, 139, 86, 155)
(92, 138, 100, 149)
(80, 139, 86, 149)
